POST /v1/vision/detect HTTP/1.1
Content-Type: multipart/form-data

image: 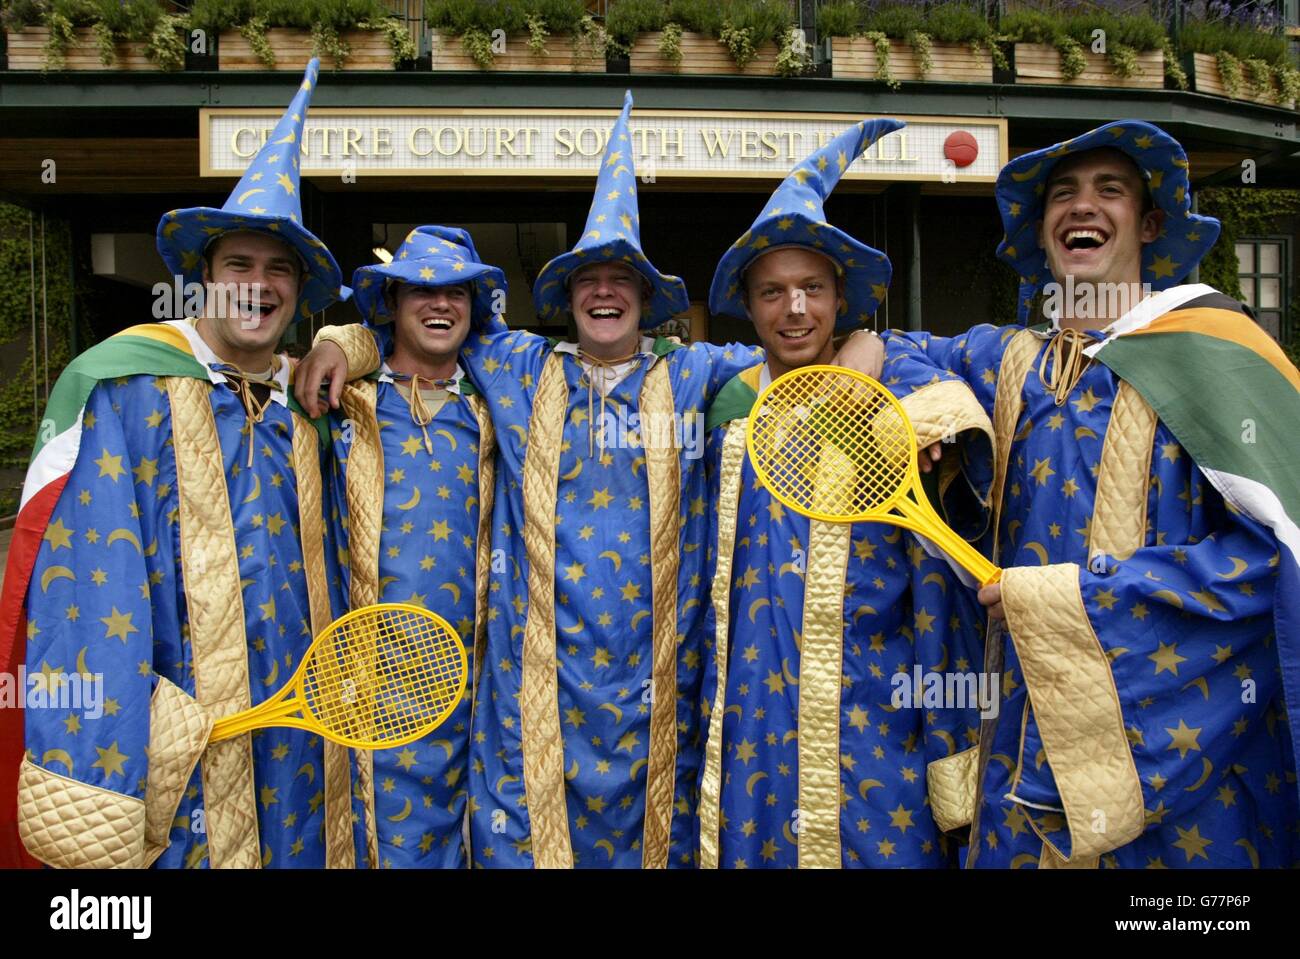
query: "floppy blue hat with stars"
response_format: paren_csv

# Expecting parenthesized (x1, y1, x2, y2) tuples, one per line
(352, 225, 508, 336)
(532, 90, 689, 329)
(155, 58, 344, 322)
(996, 119, 1220, 324)
(709, 118, 902, 332)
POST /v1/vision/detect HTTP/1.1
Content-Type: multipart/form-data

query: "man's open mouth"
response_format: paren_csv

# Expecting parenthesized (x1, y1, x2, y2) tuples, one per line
(1061, 228, 1109, 252)
(238, 301, 277, 320)
(777, 328, 813, 341)
(589, 307, 624, 320)
(422, 316, 454, 331)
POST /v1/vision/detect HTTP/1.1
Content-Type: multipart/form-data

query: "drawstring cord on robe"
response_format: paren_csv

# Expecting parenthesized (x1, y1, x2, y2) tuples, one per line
(212, 359, 282, 468)
(577, 349, 641, 457)
(390, 371, 457, 454)
(1038, 327, 1095, 407)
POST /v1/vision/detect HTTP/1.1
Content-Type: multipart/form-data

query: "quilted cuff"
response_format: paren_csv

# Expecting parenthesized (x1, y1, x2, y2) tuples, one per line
(901, 378, 994, 541)
(927, 745, 977, 833)
(18, 758, 147, 868)
(143, 678, 213, 866)
(314, 324, 381, 381)
(1001, 564, 1144, 861)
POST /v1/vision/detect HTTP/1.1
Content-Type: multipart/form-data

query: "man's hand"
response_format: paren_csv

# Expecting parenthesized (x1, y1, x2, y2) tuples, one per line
(919, 441, 943, 474)
(978, 582, 1004, 622)
(294, 340, 348, 418)
(830, 330, 884, 381)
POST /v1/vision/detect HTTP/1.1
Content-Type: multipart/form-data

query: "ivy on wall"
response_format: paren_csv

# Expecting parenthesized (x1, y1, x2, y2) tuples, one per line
(1198, 186, 1300, 366)
(0, 201, 84, 476)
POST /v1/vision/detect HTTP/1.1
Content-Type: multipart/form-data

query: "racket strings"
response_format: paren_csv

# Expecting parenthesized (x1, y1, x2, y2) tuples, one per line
(751, 369, 913, 518)
(301, 606, 464, 745)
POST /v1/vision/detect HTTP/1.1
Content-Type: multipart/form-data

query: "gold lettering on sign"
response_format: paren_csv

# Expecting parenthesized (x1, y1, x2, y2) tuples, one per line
(463, 127, 489, 159)
(739, 130, 761, 159)
(496, 127, 517, 157)
(517, 127, 540, 157)
(782, 131, 803, 160)
(660, 127, 685, 159)
(231, 128, 260, 159)
(701, 129, 733, 158)
(435, 126, 463, 157)
(343, 127, 365, 157)
(409, 126, 433, 158)
(373, 127, 393, 157)
(555, 127, 574, 158)
(631, 127, 653, 156)
(759, 131, 782, 160)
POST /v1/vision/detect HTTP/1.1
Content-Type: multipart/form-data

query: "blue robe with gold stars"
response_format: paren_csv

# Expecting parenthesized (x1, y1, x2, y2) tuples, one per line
(461, 330, 760, 868)
(697, 364, 986, 868)
(328, 371, 489, 868)
(883, 310, 1299, 869)
(22, 366, 341, 868)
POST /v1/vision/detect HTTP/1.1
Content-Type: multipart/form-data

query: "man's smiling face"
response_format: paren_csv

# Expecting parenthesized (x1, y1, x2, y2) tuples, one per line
(1038, 147, 1163, 291)
(200, 230, 304, 367)
(569, 261, 647, 360)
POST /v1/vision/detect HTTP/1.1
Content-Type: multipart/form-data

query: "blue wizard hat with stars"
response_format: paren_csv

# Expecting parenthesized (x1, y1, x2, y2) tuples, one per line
(352, 226, 508, 336)
(532, 90, 689, 329)
(156, 58, 343, 321)
(996, 119, 1220, 324)
(709, 118, 903, 331)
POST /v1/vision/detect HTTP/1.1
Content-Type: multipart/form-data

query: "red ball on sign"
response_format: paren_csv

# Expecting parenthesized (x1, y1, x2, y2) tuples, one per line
(944, 131, 979, 168)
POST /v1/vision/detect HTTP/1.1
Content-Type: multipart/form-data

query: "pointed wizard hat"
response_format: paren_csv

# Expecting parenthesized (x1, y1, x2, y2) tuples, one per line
(996, 119, 1220, 324)
(156, 58, 344, 321)
(532, 90, 689, 329)
(352, 225, 508, 336)
(709, 118, 903, 331)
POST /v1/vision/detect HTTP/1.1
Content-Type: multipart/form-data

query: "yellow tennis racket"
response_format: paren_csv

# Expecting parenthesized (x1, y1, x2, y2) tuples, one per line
(746, 365, 1001, 587)
(208, 603, 468, 750)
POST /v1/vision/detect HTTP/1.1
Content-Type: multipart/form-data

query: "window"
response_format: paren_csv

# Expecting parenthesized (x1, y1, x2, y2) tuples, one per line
(1235, 237, 1289, 342)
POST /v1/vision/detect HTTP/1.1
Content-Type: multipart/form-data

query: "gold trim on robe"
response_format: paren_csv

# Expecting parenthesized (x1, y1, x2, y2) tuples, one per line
(797, 444, 855, 869)
(519, 353, 573, 868)
(927, 745, 978, 834)
(698, 420, 749, 869)
(1089, 381, 1158, 564)
(1000, 563, 1145, 863)
(338, 381, 385, 868)
(315, 324, 381, 381)
(292, 408, 358, 870)
(639, 360, 682, 869)
(168, 375, 262, 869)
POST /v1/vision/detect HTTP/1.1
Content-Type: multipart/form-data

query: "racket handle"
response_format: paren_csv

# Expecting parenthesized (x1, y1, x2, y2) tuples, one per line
(209, 696, 303, 744)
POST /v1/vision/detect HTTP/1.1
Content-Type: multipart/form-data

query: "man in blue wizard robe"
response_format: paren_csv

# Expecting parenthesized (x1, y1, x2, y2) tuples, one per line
(295, 91, 884, 868)
(327, 226, 503, 867)
(0, 60, 361, 868)
(696, 118, 992, 869)
(879, 120, 1300, 868)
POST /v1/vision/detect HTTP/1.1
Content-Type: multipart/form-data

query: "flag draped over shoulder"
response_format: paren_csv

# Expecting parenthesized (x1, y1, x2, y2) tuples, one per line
(1086, 300, 1300, 807)
(0, 324, 207, 866)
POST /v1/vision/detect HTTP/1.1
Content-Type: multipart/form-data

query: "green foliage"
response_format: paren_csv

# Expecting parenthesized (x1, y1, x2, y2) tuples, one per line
(718, 0, 788, 49)
(861, 2, 923, 40)
(1163, 35, 1188, 90)
(1001, 6, 1163, 81)
(907, 29, 931, 78)
(864, 30, 895, 89)
(359, 15, 418, 64)
(1179, 17, 1289, 66)
(0, 202, 86, 468)
(1, 0, 46, 29)
(605, 0, 666, 51)
(718, 21, 756, 69)
(1215, 48, 1244, 96)
(814, 0, 858, 39)
(775, 25, 811, 77)
(924, 3, 993, 46)
(525, 12, 549, 55)
(658, 20, 682, 65)
(663, 0, 723, 37)
(459, 26, 496, 67)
